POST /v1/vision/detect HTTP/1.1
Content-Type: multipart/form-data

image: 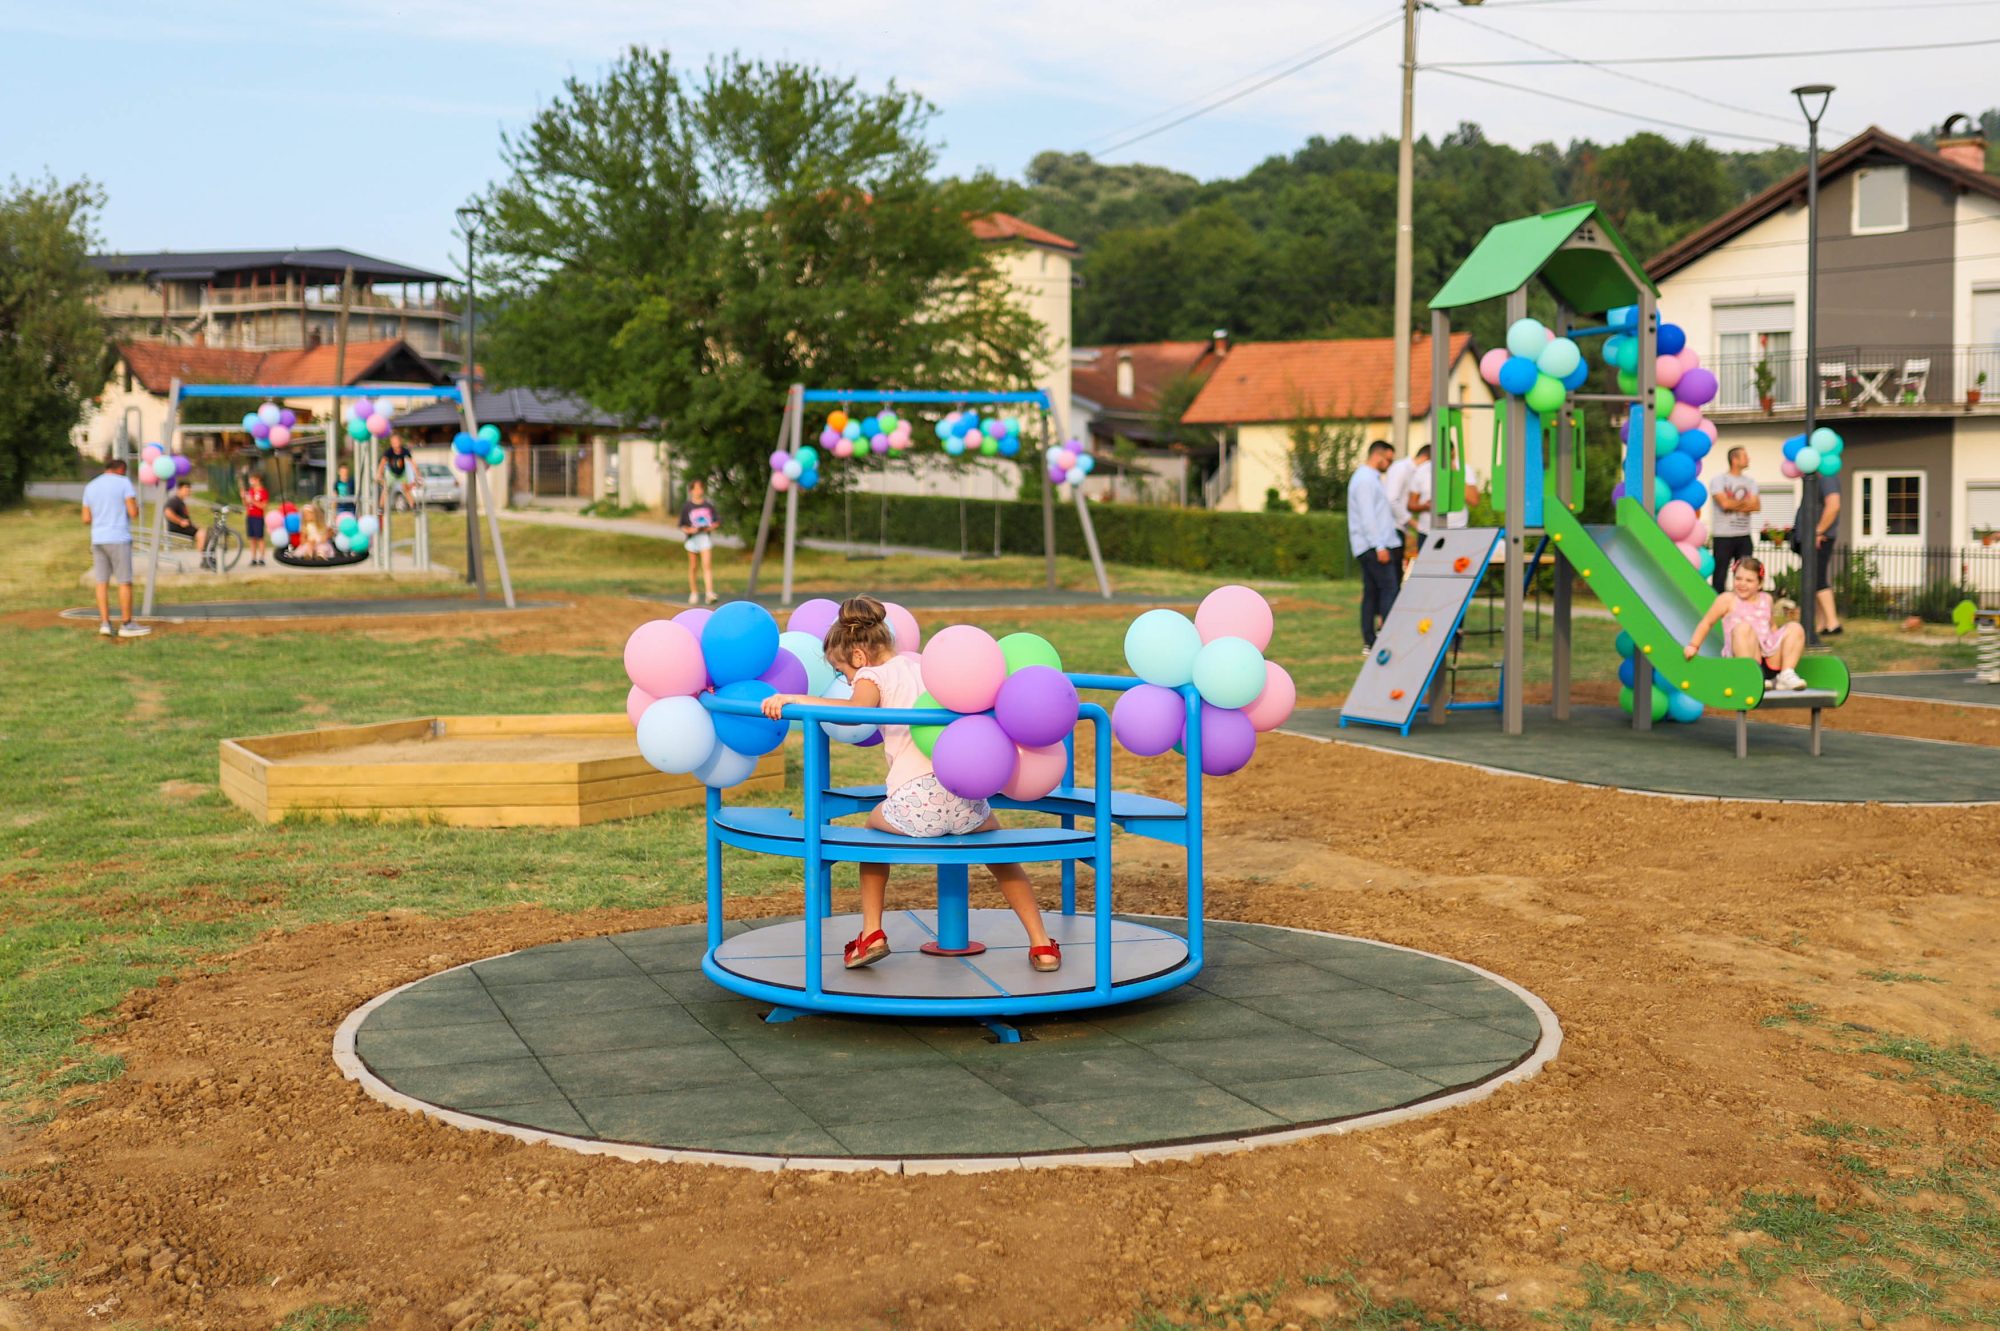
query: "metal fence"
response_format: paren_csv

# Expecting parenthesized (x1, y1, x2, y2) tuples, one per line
(1710, 344, 2000, 413)
(1749, 538, 2000, 619)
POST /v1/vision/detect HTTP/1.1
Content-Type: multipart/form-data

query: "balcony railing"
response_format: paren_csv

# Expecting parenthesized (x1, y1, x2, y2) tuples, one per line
(1708, 344, 2000, 416)
(202, 284, 456, 314)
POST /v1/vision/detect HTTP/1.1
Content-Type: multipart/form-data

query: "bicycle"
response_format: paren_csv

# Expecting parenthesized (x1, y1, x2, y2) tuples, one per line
(199, 503, 246, 573)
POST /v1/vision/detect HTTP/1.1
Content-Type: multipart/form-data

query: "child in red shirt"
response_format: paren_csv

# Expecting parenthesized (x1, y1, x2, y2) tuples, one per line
(242, 473, 270, 566)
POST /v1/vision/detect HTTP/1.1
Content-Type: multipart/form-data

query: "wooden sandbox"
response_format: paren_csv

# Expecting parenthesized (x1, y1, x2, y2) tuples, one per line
(219, 714, 782, 828)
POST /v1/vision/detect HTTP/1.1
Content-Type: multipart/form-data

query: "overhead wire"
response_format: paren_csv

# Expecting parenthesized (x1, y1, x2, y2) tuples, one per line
(1425, 69, 1798, 145)
(1430, 35, 2000, 66)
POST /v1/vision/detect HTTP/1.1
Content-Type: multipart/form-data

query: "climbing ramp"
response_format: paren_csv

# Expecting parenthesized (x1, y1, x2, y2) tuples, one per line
(1341, 528, 1504, 735)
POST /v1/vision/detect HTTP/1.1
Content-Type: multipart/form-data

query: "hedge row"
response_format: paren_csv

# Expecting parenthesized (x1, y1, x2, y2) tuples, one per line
(794, 494, 1353, 580)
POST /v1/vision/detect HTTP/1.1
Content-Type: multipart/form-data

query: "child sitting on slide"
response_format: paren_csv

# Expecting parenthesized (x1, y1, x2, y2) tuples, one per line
(1682, 555, 1807, 691)
(760, 596, 1061, 974)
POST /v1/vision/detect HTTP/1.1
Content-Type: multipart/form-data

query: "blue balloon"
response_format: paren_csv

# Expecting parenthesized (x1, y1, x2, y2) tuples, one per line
(1658, 451, 1698, 490)
(1674, 480, 1710, 510)
(1608, 304, 1640, 332)
(1657, 323, 1687, 356)
(636, 695, 717, 775)
(1497, 356, 1541, 396)
(711, 679, 785, 756)
(797, 469, 818, 490)
(1602, 334, 1630, 369)
(1561, 360, 1590, 391)
(998, 437, 1019, 457)
(1618, 657, 1636, 688)
(1781, 434, 1806, 461)
(453, 431, 479, 454)
(943, 438, 965, 456)
(693, 741, 759, 790)
(702, 601, 780, 686)
(1615, 630, 1636, 659)
(1666, 689, 1704, 724)
(1678, 428, 1713, 461)
(285, 513, 302, 534)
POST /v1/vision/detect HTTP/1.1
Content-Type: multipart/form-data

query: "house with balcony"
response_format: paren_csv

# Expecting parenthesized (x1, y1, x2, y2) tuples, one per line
(90, 248, 461, 366)
(1649, 123, 2000, 553)
(1069, 335, 1229, 504)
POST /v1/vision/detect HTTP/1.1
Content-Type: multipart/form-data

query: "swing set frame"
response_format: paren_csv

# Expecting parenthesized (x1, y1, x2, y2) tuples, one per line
(745, 385, 1113, 605)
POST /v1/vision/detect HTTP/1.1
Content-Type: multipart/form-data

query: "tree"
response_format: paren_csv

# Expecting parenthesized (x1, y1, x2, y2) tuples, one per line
(1286, 411, 1365, 512)
(0, 176, 106, 506)
(475, 48, 1044, 517)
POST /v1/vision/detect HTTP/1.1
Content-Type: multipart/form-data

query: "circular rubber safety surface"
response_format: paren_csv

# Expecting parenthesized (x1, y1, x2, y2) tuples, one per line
(337, 918, 1558, 1169)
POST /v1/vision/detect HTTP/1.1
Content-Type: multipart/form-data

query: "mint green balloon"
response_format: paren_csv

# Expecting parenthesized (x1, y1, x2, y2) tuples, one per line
(1123, 609, 1202, 688)
(1525, 374, 1566, 415)
(1191, 637, 1266, 709)
(998, 631, 1062, 674)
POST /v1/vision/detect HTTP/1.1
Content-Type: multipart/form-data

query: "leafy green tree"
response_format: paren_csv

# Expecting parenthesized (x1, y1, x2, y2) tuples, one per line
(1286, 412, 1365, 512)
(0, 176, 107, 505)
(475, 48, 1044, 517)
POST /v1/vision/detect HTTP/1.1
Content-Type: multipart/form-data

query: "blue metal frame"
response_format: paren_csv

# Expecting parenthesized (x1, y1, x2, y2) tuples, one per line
(799, 389, 1051, 408)
(697, 671, 1206, 1018)
(176, 384, 465, 400)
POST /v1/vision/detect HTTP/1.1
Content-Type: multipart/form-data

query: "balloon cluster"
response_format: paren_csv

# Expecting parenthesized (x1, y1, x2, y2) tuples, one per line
(334, 512, 380, 555)
(901, 625, 1082, 802)
(823, 409, 915, 460)
(1046, 438, 1096, 487)
(342, 398, 391, 448)
(1594, 310, 1722, 575)
(275, 502, 302, 550)
(1614, 630, 1703, 725)
(241, 402, 298, 451)
(1478, 318, 1590, 413)
(769, 444, 821, 492)
(937, 410, 1021, 459)
(1781, 427, 1844, 480)
(1109, 586, 1296, 776)
(453, 424, 507, 474)
(138, 442, 190, 485)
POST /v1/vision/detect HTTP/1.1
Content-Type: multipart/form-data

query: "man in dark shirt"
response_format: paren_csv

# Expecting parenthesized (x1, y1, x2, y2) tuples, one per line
(164, 480, 209, 553)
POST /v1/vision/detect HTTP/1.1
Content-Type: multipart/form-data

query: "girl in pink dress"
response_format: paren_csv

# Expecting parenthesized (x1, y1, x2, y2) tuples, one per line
(1682, 556, 1808, 690)
(761, 596, 1060, 973)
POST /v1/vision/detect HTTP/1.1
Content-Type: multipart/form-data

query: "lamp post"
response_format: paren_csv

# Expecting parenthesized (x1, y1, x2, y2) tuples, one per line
(1792, 84, 1833, 644)
(454, 204, 486, 586)
(1392, 0, 1482, 461)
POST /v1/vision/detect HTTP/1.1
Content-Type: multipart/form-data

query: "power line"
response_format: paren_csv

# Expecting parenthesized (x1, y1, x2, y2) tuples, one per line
(1076, 9, 1403, 153)
(1481, 0, 1993, 11)
(1430, 34, 2000, 66)
(1082, 12, 1405, 160)
(1425, 68, 1797, 145)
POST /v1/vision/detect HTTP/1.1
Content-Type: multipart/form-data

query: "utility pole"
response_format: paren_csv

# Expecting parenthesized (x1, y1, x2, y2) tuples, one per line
(1793, 84, 1833, 644)
(455, 205, 487, 586)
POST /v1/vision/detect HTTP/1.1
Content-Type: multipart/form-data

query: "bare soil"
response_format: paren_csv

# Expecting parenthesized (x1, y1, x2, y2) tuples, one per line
(5, 601, 1999, 1330)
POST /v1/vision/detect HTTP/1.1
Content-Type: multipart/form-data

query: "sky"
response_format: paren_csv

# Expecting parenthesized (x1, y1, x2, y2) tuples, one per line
(2, 0, 1992, 276)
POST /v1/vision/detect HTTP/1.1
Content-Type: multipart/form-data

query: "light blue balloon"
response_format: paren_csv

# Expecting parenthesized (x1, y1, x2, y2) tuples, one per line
(1794, 446, 1821, 473)
(819, 675, 880, 745)
(1817, 453, 1843, 477)
(1608, 304, 1640, 331)
(694, 741, 758, 789)
(1697, 547, 1716, 579)
(843, 421, 861, 441)
(779, 629, 837, 698)
(944, 438, 965, 456)
(636, 695, 717, 775)
(1536, 337, 1582, 380)
(1602, 334, 1630, 369)
(1190, 636, 1266, 709)
(1810, 427, 1843, 455)
(1123, 609, 1203, 688)
(240, 412, 261, 432)
(1505, 318, 1548, 360)
(1666, 689, 1704, 724)
(795, 444, 818, 468)
(1075, 453, 1095, 473)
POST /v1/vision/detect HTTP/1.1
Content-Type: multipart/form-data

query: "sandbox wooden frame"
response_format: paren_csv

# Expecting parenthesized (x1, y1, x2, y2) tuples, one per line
(219, 714, 783, 828)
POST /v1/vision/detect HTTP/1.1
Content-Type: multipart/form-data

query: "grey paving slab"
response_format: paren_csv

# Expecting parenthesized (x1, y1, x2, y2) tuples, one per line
(1850, 670, 2000, 709)
(354, 919, 1551, 1158)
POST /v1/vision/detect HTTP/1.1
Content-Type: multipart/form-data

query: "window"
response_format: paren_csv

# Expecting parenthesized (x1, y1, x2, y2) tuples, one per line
(1853, 165, 1909, 235)
(1854, 469, 1925, 544)
(1759, 484, 1797, 532)
(1966, 482, 2000, 537)
(1714, 301, 1797, 409)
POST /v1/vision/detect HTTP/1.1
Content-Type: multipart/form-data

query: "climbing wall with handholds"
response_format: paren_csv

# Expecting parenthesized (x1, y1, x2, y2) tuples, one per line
(1340, 527, 1504, 734)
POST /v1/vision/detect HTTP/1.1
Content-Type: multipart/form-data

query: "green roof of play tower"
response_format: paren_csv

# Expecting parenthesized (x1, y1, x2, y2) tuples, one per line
(1429, 202, 1657, 315)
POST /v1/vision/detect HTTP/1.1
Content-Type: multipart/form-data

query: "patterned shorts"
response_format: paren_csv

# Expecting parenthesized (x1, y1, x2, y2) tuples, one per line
(880, 774, 991, 838)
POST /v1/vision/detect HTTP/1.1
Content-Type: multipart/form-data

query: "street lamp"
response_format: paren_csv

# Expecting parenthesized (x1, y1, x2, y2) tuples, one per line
(1792, 83, 1833, 644)
(454, 203, 487, 587)
(1392, 0, 1484, 461)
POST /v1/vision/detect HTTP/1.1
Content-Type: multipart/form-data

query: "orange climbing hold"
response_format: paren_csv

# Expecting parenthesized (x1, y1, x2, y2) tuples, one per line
(1452, 556, 1471, 573)
(1390, 688, 1406, 701)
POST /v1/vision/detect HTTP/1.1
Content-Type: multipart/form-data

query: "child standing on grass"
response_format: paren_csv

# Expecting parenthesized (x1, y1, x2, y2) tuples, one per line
(760, 596, 1061, 973)
(678, 479, 719, 606)
(242, 471, 270, 567)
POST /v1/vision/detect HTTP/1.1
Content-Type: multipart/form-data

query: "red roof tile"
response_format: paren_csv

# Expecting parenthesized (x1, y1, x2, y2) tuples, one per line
(968, 212, 1079, 252)
(1072, 341, 1223, 414)
(1181, 334, 1474, 424)
(117, 338, 435, 394)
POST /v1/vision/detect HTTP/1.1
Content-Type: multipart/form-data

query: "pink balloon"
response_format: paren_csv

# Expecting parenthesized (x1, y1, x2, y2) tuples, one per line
(1478, 348, 1509, 387)
(1657, 499, 1698, 543)
(1696, 415, 1717, 440)
(269, 425, 292, 448)
(1679, 347, 1700, 369)
(1194, 584, 1274, 650)
(921, 625, 1007, 713)
(1668, 402, 1701, 433)
(1780, 459, 1802, 479)
(1676, 541, 1703, 568)
(883, 601, 922, 652)
(1691, 519, 1710, 546)
(1242, 662, 1296, 733)
(771, 472, 791, 491)
(1000, 742, 1068, 801)
(624, 619, 707, 698)
(626, 684, 657, 728)
(832, 438, 854, 459)
(1654, 354, 1684, 390)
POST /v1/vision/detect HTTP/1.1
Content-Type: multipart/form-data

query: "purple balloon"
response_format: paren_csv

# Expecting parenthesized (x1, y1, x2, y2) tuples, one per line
(1197, 703, 1257, 777)
(758, 646, 809, 695)
(770, 450, 791, 470)
(1674, 367, 1719, 408)
(250, 420, 270, 439)
(672, 607, 713, 638)
(1112, 683, 1186, 756)
(993, 665, 1080, 748)
(931, 714, 1018, 801)
(819, 428, 841, 449)
(278, 408, 297, 428)
(1611, 481, 1627, 501)
(870, 436, 890, 455)
(786, 597, 840, 640)
(173, 454, 193, 477)
(453, 451, 479, 472)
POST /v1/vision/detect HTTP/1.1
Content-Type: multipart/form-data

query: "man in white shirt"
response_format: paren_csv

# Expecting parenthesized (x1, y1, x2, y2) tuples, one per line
(80, 458, 150, 638)
(1347, 440, 1402, 649)
(1382, 448, 1416, 538)
(1708, 446, 1760, 593)
(1407, 445, 1474, 534)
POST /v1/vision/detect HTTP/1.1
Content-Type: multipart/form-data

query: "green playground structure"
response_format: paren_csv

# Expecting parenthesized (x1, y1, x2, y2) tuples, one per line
(1343, 203, 1850, 757)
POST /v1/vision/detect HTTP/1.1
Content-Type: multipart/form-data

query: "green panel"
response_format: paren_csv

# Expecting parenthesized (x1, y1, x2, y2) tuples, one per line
(1794, 655, 1851, 705)
(1615, 496, 1723, 615)
(1430, 202, 1657, 314)
(1542, 477, 1766, 710)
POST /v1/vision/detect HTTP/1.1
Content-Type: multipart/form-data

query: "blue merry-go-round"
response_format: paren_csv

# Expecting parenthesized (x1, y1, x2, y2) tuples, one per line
(696, 674, 1210, 1038)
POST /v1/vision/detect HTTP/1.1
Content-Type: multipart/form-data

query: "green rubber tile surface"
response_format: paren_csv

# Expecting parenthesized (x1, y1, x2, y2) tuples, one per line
(351, 920, 1550, 1160)
(1849, 670, 2000, 710)
(1290, 704, 2000, 804)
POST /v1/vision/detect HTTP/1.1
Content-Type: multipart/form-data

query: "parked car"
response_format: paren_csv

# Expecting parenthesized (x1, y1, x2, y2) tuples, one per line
(394, 462, 464, 512)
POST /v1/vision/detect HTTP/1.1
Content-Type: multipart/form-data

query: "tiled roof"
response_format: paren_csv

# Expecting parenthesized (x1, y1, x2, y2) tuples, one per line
(90, 247, 448, 283)
(116, 338, 440, 394)
(968, 212, 1079, 252)
(1072, 341, 1223, 415)
(392, 387, 624, 430)
(1181, 334, 1473, 424)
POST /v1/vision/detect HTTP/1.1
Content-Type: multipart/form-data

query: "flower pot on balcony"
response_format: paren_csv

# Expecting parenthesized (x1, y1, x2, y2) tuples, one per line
(1759, 395, 1774, 415)
(1969, 389, 1983, 407)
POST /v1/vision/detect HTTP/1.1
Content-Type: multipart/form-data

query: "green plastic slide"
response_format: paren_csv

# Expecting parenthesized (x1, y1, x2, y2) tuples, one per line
(1540, 481, 1850, 711)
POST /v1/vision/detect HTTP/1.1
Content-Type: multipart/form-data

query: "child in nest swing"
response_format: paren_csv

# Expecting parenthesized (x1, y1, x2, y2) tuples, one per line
(1682, 555, 1808, 691)
(760, 596, 1062, 975)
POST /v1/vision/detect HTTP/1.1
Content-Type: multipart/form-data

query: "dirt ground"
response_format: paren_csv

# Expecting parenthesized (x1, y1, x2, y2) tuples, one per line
(5, 601, 2000, 1330)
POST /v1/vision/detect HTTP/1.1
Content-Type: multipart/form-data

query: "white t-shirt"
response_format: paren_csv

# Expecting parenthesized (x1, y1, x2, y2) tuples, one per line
(1382, 457, 1416, 528)
(1407, 460, 1468, 532)
(1710, 471, 1757, 538)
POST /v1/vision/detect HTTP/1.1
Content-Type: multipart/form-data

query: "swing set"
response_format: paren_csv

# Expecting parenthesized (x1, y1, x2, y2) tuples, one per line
(746, 385, 1113, 605)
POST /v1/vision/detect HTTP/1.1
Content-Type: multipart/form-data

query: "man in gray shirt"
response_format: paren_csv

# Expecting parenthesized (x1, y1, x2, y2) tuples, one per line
(1708, 446, 1759, 594)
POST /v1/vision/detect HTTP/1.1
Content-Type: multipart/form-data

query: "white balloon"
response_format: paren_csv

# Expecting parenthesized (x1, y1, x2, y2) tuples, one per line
(636, 695, 717, 775)
(819, 675, 880, 745)
(694, 742, 759, 789)
(358, 515, 380, 536)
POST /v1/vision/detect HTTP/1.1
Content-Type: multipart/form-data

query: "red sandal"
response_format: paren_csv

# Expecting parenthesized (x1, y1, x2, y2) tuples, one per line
(843, 929, 890, 970)
(1029, 941, 1062, 974)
